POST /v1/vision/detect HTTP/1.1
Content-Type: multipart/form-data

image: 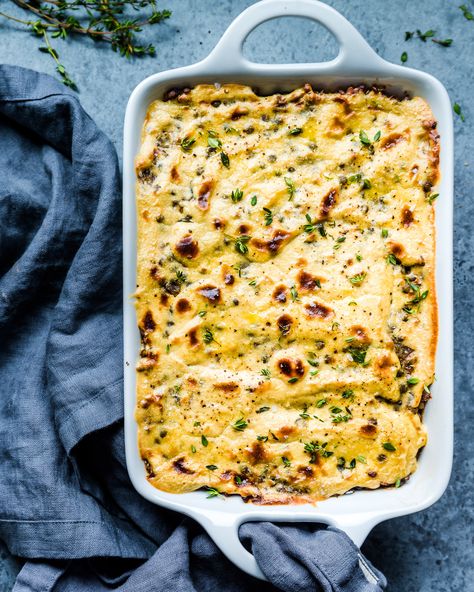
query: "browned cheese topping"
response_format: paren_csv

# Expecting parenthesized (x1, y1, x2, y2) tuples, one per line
(134, 83, 438, 503)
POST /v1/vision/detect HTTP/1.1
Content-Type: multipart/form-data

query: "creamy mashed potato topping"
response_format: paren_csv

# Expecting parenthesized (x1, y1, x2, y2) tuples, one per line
(134, 84, 438, 503)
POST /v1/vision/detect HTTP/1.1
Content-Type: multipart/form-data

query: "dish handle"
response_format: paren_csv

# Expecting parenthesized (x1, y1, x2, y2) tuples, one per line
(205, 0, 384, 73)
(199, 510, 378, 581)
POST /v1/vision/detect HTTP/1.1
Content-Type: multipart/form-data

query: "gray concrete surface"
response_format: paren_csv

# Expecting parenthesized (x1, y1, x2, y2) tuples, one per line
(0, 0, 473, 590)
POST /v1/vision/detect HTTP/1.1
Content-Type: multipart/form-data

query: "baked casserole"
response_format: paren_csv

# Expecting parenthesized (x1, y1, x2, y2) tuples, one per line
(134, 83, 439, 503)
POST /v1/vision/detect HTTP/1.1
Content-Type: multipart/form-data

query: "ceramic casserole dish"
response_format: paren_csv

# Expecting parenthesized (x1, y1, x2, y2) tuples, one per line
(123, 0, 453, 580)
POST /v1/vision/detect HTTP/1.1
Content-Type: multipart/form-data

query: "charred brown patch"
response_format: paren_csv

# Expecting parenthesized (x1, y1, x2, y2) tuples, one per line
(141, 310, 156, 333)
(297, 270, 321, 291)
(162, 278, 181, 296)
(137, 353, 158, 372)
(304, 301, 333, 319)
(137, 167, 155, 183)
(160, 294, 169, 306)
(390, 242, 405, 258)
(170, 165, 180, 182)
(367, 471, 378, 478)
(401, 206, 415, 227)
(214, 218, 225, 230)
(196, 285, 221, 303)
(198, 180, 214, 210)
(334, 96, 353, 114)
(251, 230, 291, 255)
(214, 382, 239, 392)
(176, 298, 192, 313)
(188, 328, 199, 347)
(246, 441, 267, 464)
(320, 189, 338, 218)
(272, 285, 288, 303)
(277, 314, 293, 335)
(224, 273, 235, 285)
(150, 266, 161, 281)
(381, 132, 404, 150)
(276, 425, 296, 440)
(231, 105, 249, 120)
(238, 224, 251, 234)
(360, 423, 377, 436)
(298, 465, 314, 478)
(277, 358, 305, 377)
(350, 325, 370, 344)
(139, 393, 162, 409)
(175, 235, 199, 259)
(173, 457, 194, 474)
(143, 458, 155, 478)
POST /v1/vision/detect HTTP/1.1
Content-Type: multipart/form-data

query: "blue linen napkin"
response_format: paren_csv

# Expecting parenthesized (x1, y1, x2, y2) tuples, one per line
(0, 64, 386, 592)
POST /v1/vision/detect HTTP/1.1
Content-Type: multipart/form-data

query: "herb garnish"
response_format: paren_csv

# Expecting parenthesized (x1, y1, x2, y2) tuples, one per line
(250, 195, 258, 206)
(454, 102, 465, 121)
(387, 253, 398, 266)
(381, 228, 389, 238)
(263, 207, 273, 226)
(203, 328, 219, 345)
(288, 377, 298, 384)
(290, 285, 299, 302)
(382, 442, 396, 452)
(261, 368, 271, 379)
(234, 235, 251, 255)
(201, 435, 209, 447)
(207, 131, 222, 149)
(304, 441, 333, 463)
(460, 4, 474, 20)
(347, 345, 369, 365)
(407, 377, 420, 385)
(401, 51, 408, 63)
(232, 417, 248, 431)
(289, 127, 303, 136)
(221, 152, 230, 168)
(359, 130, 381, 146)
(206, 487, 222, 498)
(284, 177, 296, 199)
(316, 398, 327, 408)
(206, 465, 218, 471)
(231, 188, 243, 203)
(281, 456, 292, 467)
(181, 137, 195, 151)
(349, 272, 366, 285)
(427, 193, 439, 205)
(0, 0, 171, 89)
(257, 435, 268, 442)
(256, 406, 270, 413)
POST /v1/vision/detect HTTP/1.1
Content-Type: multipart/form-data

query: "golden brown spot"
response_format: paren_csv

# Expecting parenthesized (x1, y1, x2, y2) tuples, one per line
(401, 206, 415, 227)
(277, 358, 305, 377)
(390, 242, 405, 258)
(320, 189, 338, 218)
(170, 165, 180, 182)
(198, 180, 214, 210)
(214, 218, 225, 230)
(304, 301, 333, 319)
(141, 310, 156, 333)
(297, 465, 314, 478)
(142, 210, 149, 221)
(334, 96, 353, 114)
(173, 457, 194, 475)
(238, 224, 251, 234)
(268, 230, 291, 252)
(350, 325, 370, 344)
(176, 298, 192, 313)
(137, 354, 158, 372)
(296, 258, 308, 267)
(375, 355, 393, 372)
(381, 133, 404, 150)
(246, 442, 267, 465)
(360, 424, 377, 436)
(188, 328, 199, 347)
(331, 116, 346, 135)
(175, 235, 199, 259)
(196, 285, 221, 303)
(272, 285, 288, 303)
(277, 314, 293, 335)
(251, 230, 291, 254)
(139, 393, 162, 409)
(276, 425, 296, 440)
(214, 382, 239, 392)
(231, 105, 249, 120)
(297, 270, 321, 291)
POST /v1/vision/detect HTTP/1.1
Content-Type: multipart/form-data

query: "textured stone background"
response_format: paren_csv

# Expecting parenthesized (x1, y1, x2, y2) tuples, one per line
(0, 0, 472, 590)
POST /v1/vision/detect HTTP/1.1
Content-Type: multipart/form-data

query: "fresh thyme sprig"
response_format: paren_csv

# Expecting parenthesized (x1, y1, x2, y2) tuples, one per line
(0, 0, 171, 89)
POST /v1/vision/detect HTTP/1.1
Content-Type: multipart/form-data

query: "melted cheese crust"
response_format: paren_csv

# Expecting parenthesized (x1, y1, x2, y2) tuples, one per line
(135, 84, 438, 503)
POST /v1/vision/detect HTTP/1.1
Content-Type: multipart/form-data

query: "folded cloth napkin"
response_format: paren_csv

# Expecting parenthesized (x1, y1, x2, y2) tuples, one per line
(0, 65, 387, 592)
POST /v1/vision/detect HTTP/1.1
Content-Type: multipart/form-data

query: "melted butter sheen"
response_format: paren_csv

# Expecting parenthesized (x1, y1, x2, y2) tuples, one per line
(134, 84, 438, 503)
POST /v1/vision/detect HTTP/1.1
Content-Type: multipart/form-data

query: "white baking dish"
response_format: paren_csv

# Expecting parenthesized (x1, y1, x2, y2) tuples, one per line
(123, 0, 453, 580)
